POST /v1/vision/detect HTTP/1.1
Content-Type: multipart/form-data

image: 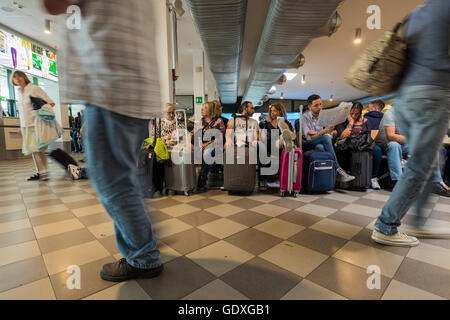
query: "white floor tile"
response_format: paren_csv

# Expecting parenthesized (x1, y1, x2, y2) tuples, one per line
(407, 243, 450, 270)
(310, 219, 362, 240)
(281, 279, 347, 300)
(295, 204, 337, 218)
(0, 240, 41, 267)
(197, 218, 247, 239)
(34, 218, 85, 239)
(0, 219, 31, 235)
(42, 240, 111, 275)
(87, 221, 115, 239)
(83, 280, 151, 300)
(382, 280, 445, 300)
(183, 279, 249, 300)
(254, 218, 305, 239)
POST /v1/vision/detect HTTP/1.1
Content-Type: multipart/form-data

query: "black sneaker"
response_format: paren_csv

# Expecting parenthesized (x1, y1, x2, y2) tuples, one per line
(100, 258, 164, 282)
(431, 182, 450, 197)
(27, 173, 40, 181)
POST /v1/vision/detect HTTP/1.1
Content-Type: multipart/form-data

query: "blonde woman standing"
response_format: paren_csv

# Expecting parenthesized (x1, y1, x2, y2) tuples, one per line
(11, 71, 55, 181)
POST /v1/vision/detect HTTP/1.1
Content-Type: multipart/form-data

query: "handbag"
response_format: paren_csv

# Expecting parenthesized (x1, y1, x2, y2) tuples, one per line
(30, 96, 47, 111)
(336, 131, 375, 152)
(345, 17, 409, 96)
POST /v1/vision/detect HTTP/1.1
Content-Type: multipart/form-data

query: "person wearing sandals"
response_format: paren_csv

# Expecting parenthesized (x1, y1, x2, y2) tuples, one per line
(11, 71, 55, 181)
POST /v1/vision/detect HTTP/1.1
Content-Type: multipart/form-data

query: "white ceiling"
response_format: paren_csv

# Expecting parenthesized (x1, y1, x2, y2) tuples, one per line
(0, 0, 425, 102)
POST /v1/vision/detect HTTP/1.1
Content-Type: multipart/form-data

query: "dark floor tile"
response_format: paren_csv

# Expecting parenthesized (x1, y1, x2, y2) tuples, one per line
(351, 229, 411, 257)
(187, 199, 223, 210)
(0, 228, 36, 248)
(147, 210, 174, 224)
(150, 198, 183, 210)
(438, 197, 450, 205)
(311, 198, 349, 210)
(25, 199, 64, 210)
(0, 256, 48, 293)
(429, 211, 450, 223)
(55, 190, 89, 198)
(420, 238, 450, 250)
(307, 258, 390, 300)
(224, 228, 283, 255)
(38, 228, 96, 254)
(30, 211, 76, 227)
(227, 210, 271, 228)
(78, 212, 112, 227)
(269, 198, 307, 210)
(137, 257, 216, 300)
(161, 228, 219, 255)
(327, 211, 375, 227)
(227, 198, 266, 210)
(50, 257, 116, 300)
(220, 257, 302, 300)
(98, 235, 119, 255)
(353, 198, 386, 209)
(288, 229, 348, 256)
(66, 199, 101, 210)
(177, 211, 221, 227)
(0, 210, 28, 223)
(277, 210, 323, 227)
(394, 258, 450, 299)
(0, 199, 24, 207)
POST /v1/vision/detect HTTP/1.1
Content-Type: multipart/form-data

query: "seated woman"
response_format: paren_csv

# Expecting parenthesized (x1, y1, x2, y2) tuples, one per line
(335, 102, 382, 189)
(259, 102, 295, 189)
(160, 103, 190, 147)
(190, 101, 226, 190)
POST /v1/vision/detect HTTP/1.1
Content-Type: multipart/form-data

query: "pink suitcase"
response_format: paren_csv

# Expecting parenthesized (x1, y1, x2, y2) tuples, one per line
(279, 148, 303, 197)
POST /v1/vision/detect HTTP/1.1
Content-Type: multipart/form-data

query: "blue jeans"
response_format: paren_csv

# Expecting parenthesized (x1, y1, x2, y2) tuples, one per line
(375, 85, 450, 235)
(304, 135, 341, 168)
(372, 145, 382, 178)
(84, 105, 162, 269)
(379, 142, 408, 181)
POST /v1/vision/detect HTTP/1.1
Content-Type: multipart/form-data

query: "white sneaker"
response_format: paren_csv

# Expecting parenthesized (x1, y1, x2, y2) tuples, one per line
(336, 167, 355, 183)
(371, 230, 419, 247)
(371, 178, 381, 190)
(68, 164, 80, 180)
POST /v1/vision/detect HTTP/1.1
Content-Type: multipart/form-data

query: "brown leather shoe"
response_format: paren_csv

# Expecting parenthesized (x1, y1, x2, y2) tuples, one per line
(100, 258, 163, 282)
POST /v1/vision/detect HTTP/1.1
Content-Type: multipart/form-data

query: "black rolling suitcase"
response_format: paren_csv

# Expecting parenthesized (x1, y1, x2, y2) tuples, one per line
(349, 151, 372, 191)
(49, 148, 79, 169)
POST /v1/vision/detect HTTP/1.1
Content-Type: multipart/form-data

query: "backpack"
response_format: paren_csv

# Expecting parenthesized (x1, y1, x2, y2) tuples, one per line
(345, 18, 408, 96)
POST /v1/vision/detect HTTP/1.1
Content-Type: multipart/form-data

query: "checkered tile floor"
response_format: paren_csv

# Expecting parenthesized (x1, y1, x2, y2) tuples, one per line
(1, 156, 450, 300)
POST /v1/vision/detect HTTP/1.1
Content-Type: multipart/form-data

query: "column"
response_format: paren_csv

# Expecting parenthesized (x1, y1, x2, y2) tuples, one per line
(153, 0, 174, 112)
(193, 49, 205, 121)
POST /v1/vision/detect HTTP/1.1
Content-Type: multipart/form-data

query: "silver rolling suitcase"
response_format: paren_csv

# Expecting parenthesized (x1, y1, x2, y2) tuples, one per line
(164, 110, 197, 196)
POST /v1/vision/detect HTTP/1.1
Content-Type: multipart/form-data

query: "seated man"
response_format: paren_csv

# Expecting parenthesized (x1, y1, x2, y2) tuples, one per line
(300, 94, 355, 183)
(376, 107, 449, 196)
(364, 99, 385, 130)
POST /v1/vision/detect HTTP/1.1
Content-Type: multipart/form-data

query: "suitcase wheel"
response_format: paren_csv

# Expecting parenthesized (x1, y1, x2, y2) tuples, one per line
(280, 191, 286, 197)
(184, 191, 191, 196)
(293, 192, 299, 198)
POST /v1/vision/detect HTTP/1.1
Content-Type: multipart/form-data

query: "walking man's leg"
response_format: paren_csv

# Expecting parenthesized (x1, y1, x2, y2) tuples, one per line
(85, 105, 162, 282)
(373, 86, 450, 246)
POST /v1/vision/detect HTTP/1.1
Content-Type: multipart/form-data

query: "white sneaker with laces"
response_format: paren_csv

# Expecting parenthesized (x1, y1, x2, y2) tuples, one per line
(371, 178, 381, 190)
(371, 230, 419, 247)
(68, 164, 80, 180)
(336, 167, 355, 183)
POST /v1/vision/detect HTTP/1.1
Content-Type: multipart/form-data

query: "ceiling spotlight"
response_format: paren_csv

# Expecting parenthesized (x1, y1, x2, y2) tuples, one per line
(268, 86, 277, 95)
(283, 72, 297, 81)
(330, 95, 334, 102)
(301, 74, 306, 84)
(44, 19, 51, 34)
(275, 74, 287, 85)
(173, 0, 185, 17)
(280, 92, 284, 99)
(354, 28, 362, 44)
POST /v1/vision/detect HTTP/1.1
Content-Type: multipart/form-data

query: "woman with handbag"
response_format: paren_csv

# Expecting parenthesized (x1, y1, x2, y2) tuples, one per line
(335, 102, 382, 189)
(11, 71, 55, 181)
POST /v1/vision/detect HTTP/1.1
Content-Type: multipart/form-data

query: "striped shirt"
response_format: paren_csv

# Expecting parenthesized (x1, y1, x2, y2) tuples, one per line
(59, 0, 161, 119)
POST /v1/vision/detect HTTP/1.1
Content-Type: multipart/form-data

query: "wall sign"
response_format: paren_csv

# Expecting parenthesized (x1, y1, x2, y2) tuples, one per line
(196, 96, 203, 104)
(0, 28, 58, 82)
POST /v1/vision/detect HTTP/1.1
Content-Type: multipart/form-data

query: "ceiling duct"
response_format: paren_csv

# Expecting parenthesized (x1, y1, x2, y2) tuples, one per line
(275, 74, 287, 85)
(242, 0, 344, 105)
(184, 0, 247, 104)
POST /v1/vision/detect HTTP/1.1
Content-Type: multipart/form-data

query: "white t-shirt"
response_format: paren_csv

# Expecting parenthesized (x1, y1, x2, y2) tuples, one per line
(17, 83, 55, 128)
(227, 117, 259, 146)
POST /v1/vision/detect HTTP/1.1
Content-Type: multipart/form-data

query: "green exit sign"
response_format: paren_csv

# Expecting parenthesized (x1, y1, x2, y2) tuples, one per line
(0, 96, 6, 101)
(196, 96, 203, 104)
